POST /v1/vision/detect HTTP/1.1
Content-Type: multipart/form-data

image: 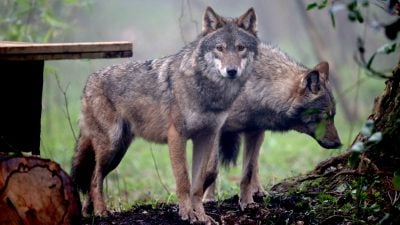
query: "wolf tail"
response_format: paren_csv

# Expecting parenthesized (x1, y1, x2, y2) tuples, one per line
(219, 132, 241, 167)
(70, 133, 95, 194)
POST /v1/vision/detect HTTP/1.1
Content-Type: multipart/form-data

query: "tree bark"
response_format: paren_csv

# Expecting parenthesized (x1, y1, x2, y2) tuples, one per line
(0, 155, 81, 225)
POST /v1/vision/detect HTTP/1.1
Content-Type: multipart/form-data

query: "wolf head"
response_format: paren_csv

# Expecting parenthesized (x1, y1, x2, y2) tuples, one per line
(289, 62, 342, 149)
(198, 7, 259, 80)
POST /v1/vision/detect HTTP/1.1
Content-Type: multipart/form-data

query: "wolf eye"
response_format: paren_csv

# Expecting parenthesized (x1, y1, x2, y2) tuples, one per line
(216, 45, 224, 52)
(236, 44, 245, 51)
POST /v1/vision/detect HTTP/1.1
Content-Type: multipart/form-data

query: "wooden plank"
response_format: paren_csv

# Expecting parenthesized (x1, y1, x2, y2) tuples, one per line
(0, 41, 132, 54)
(0, 41, 133, 60)
(0, 50, 132, 61)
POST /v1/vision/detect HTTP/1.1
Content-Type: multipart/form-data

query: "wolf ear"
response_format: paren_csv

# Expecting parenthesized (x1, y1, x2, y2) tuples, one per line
(313, 61, 329, 81)
(237, 8, 257, 35)
(202, 6, 225, 34)
(301, 70, 320, 94)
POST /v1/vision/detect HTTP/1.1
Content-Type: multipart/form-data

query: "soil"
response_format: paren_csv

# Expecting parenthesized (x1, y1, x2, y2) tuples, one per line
(80, 195, 303, 225)
(81, 161, 400, 225)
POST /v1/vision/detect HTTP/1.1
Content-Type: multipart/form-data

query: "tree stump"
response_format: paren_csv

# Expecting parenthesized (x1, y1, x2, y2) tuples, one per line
(0, 155, 81, 225)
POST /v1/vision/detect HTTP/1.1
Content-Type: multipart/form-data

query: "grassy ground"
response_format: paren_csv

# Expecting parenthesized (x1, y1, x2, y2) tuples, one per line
(39, 57, 383, 213)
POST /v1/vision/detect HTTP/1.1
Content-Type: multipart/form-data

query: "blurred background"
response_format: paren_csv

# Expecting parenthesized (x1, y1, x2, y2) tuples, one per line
(1, 0, 397, 211)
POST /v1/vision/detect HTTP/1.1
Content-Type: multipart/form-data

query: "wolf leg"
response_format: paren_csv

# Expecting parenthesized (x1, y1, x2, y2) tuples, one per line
(191, 131, 219, 224)
(202, 141, 220, 203)
(203, 182, 217, 203)
(89, 136, 111, 216)
(239, 130, 267, 210)
(167, 124, 196, 222)
(82, 197, 93, 216)
(90, 121, 133, 216)
(71, 134, 95, 216)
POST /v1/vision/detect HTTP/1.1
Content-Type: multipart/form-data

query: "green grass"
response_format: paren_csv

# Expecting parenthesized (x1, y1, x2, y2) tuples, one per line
(39, 60, 378, 212)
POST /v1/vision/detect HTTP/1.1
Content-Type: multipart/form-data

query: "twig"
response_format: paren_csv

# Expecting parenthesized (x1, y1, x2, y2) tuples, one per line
(186, 0, 199, 35)
(388, 191, 399, 206)
(178, 0, 200, 45)
(357, 153, 381, 173)
(178, 0, 188, 45)
(150, 145, 171, 196)
(54, 74, 78, 142)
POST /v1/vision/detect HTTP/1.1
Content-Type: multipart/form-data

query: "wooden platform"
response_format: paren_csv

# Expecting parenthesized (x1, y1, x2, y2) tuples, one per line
(0, 41, 133, 154)
(0, 41, 132, 60)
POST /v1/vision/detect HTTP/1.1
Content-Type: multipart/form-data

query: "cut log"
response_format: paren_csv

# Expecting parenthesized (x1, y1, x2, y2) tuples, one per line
(0, 155, 81, 225)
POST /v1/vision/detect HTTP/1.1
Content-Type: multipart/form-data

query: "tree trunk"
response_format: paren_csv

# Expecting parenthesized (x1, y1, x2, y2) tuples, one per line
(0, 155, 81, 225)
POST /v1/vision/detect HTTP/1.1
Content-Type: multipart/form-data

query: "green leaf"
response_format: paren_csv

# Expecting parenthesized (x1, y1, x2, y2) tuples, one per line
(330, 11, 336, 27)
(43, 29, 54, 43)
(42, 12, 67, 28)
(351, 141, 365, 153)
(318, 0, 328, 9)
(393, 170, 400, 191)
(348, 152, 360, 168)
(307, 3, 318, 10)
(355, 10, 364, 23)
(377, 43, 397, 54)
(348, 11, 357, 22)
(368, 132, 382, 143)
(366, 53, 377, 69)
(304, 108, 320, 116)
(361, 0, 369, 7)
(360, 120, 374, 137)
(315, 121, 327, 140)
(385, 43, 396, 54)
(347, 0, 357, 11)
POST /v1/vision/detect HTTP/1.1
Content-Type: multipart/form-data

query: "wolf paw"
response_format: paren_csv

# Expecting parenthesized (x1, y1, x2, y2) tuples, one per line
(253, 186, 269, 198)
(94, 208, 110, 217)
(192, 211, 218, 225)
(179, 208, 218, 224)
(239, 197, 255, 211)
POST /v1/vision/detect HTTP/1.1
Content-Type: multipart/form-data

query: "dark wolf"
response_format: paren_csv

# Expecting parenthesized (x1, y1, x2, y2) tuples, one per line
(71, 6, 259, 224)
(204, 43, 342, 210)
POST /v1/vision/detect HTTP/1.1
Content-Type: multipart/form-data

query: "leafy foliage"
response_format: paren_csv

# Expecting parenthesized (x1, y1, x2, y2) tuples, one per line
(0, 0, 91, 42)
(349, 120, 383, 167)
(307, 0, 400, 78)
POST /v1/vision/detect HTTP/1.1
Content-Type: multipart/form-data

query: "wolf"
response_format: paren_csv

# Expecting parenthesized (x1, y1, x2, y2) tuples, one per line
(70, 6, 259, 224)
(203, 43, 342, 210)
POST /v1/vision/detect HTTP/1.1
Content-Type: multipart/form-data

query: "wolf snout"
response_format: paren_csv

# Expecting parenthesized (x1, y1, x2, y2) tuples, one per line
(226, 67, 238, 78)
(319, 139, 342, 149)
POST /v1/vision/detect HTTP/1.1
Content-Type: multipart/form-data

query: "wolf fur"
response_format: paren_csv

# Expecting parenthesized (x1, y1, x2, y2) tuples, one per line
(71, 7, 259, 224)
(203, 43, 342, 210)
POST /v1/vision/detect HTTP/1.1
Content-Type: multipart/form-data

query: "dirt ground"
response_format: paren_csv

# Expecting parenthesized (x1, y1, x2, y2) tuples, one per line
(80, 195, 297, 225)
(81, 169, 400, 225)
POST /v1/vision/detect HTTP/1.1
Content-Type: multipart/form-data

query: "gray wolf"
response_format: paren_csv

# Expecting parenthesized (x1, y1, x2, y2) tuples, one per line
(203, 43, 342, 210)
(71, 6, 259, 224)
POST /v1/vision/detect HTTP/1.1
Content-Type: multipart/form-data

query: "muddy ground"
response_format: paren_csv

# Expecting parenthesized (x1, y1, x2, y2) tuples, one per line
(80, 171, 400, 225)
(81, 194, 310, 225)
